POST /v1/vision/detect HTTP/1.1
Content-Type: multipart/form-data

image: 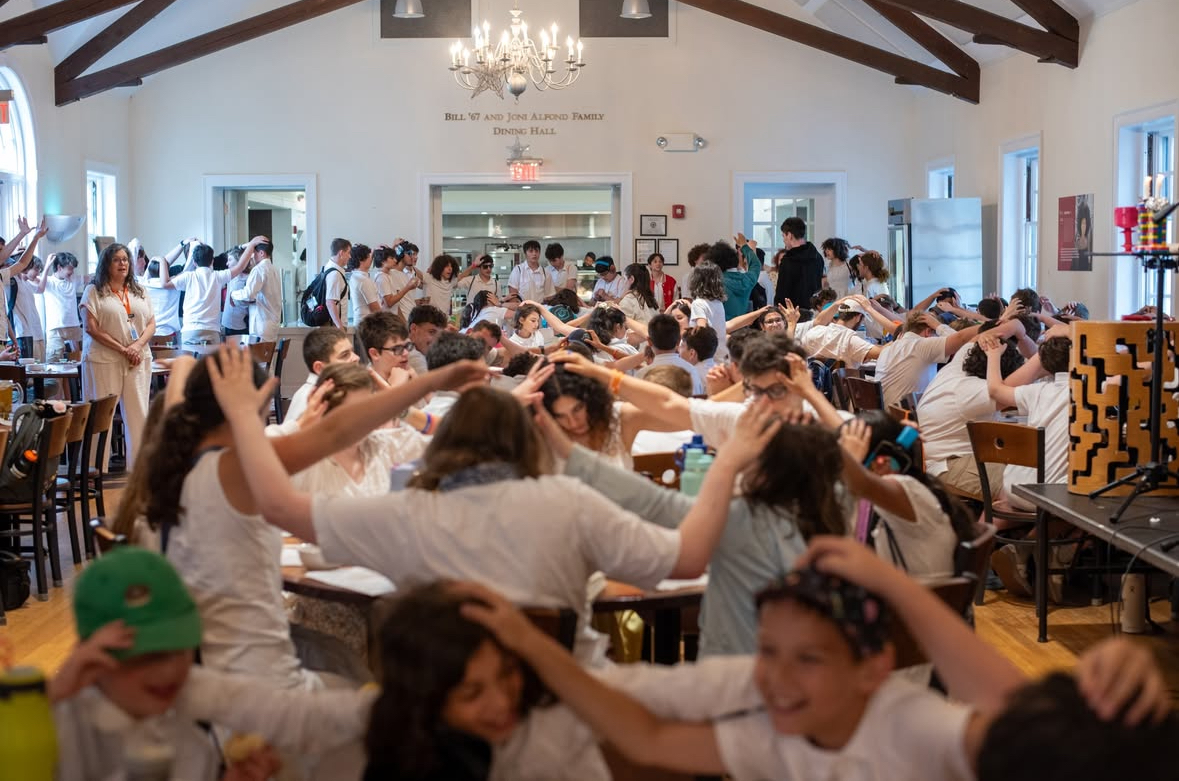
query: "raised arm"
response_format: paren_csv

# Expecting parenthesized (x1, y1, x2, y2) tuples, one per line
(524, 300, 577, 337)
(835, 418, 917, 522)
(982, 336, 1019, 409)
(8, 217, 47, 277)
(209, 346, 489, 539)
(550, 351, 693, 431)
(458, 583, 727, 775)
(228, 238, 259, 279)
(0, 216, 33, 267)
(726, 305, 773, 334)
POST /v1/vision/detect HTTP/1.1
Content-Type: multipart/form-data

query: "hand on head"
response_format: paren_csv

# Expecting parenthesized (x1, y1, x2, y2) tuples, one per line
(207, 344, 277, 421)
(509, 358, 554, 408)
(1076, 637, 1172, 726)
(48, 621, 135, 703)
(531, 397, 573, 460)
(838, 417, 872, 464)
(716, 398, 784, 470)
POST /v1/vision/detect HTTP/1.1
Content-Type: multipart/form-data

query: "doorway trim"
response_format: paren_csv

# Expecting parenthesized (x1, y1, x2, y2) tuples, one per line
(731, 171, 847, 241)
(419, 172, 633, 260)
(203, 173, 317, 269)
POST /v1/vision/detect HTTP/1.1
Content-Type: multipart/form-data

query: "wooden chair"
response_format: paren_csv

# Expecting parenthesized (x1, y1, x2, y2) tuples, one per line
(54, 401, 92, 565)
(272, 337, 292, 424)
(88, 517, 128, 555)
(249, 341, 277, 371)
(0, 411, 73, 599)
(0, 364, 28, 401)
(79, 395, 120, 559)
(844, 376, 885, 413)
(967, 421, 1044, 530)
(522, 606, 578, 650)
(955, 522, 998, 606)
(633, 452, 680, 491)
(890, 577, 979, 669)
(832, 367, 861, 411)
(887, 404, 911, 424)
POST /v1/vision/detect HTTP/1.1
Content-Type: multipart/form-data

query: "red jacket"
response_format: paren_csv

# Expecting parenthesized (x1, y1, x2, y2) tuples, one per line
(651, 274, 677, 310)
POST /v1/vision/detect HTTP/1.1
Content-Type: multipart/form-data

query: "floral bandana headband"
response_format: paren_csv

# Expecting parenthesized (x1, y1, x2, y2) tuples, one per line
(755, 567, 891, 659)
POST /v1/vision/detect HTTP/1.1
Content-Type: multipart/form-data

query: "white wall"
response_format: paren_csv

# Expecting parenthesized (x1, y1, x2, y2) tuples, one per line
(909, 0, 1169, 318)
(0, 0, 133, 262)
(124, 1, 928, 268)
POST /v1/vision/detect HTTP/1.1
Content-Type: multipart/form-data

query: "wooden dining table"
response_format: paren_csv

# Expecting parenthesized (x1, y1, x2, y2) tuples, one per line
(280, 564, 705, 665)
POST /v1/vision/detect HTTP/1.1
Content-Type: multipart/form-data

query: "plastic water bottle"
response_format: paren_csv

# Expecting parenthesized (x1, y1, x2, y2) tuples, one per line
(680, 452, 713, 497)
(674, 434, 708, 471)
(0, 666, 57, 780)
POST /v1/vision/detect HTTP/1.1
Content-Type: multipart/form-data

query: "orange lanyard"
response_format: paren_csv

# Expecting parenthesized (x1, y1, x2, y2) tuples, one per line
(115, 286, 133, 319)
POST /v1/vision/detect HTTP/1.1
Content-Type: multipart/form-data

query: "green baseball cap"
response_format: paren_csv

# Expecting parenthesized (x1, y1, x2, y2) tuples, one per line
(73, 547, 202, 660)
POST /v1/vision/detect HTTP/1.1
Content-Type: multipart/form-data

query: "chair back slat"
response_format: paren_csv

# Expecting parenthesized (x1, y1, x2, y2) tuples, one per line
(88, 395, 120, 436)
(64, 402, 91, 445)
(844, 377, 884, 413)
(967, 420, 1045, 526)
(249, 341, 277, 368)
(45, 412, 74, 460)
(890, 577, 977, 669)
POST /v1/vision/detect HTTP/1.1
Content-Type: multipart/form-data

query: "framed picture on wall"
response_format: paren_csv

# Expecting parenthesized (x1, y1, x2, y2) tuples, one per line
(640, 214, 668, 237)
(635, 238, 657, 262)
(657, 238, 679, 266)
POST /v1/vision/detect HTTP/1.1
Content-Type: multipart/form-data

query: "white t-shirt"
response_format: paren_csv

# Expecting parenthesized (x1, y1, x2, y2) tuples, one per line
(714, 668, 973, 781)
(421, 275, 455, 315)
(220, 274, 249, 331)
(398, 268, 420, 321)
(509, 263, 555, 302)
(593, 274, 628, 302)
(547, 263, 574, 291)
(688, 397, 849, 448)
(640, 352, 705, 396)
(43, 275, 80, 330)
(323, 260, 348, 306)
(166, 451, 315, 689)
(170, 266, 233, 333)
(310, 475, 680, 661)
(690, 297, 729, 362)
(871, 474, 957, 579)
(12, 277, 43, 340)
(231, 258, 283, 341)
(284, 373, 318, 425)
(509, 330, 546, 349)
(1005, 373, 1070, 509)
(462, 274, 499, 301)
(292, 427, 427, 497)
(801, 323, 875, 367)
(918, 366, 997, 476)
(874, 331, 950, 408)
(145, 279, 181, 335)
(349, 269, 379, 325)
(618, 292, 657, 324)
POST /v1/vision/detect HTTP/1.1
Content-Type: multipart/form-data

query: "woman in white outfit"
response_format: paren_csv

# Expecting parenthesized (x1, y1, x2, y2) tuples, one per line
(80, 243, 155, 468)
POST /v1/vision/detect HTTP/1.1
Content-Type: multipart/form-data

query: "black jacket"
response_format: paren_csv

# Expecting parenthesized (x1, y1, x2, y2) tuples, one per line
(774, 242, 826, 309)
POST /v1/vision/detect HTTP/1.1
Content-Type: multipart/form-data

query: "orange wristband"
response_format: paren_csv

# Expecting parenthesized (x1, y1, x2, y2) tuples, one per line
(608, 370, 624, 395)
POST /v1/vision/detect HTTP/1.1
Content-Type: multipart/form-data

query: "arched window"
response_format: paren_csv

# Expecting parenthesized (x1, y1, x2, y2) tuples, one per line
(0, 66, 37, 243)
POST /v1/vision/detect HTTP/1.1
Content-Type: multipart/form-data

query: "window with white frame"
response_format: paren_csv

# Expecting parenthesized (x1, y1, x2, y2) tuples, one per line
(928, 166, 954, 199)
(1115, 115, 1176, 315)
(750, 197, 816, 252)
(0, 68, 36, 246)
(1000, 144, 1040, 295)
(86, 170, 117, 272)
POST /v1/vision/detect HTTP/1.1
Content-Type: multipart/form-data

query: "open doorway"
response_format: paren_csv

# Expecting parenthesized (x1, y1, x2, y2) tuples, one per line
(438, 184, 619, 300)
(205, 174, 316, 325)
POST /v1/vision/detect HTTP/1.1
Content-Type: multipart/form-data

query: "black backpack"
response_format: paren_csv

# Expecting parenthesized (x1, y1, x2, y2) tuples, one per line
(300, 266, 349, 327)
(0, 551, 30, 611)
(0, 400, 69, 502)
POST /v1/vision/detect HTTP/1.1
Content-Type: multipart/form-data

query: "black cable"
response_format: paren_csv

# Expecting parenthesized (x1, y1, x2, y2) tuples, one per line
(1109, 530, 1179, 635)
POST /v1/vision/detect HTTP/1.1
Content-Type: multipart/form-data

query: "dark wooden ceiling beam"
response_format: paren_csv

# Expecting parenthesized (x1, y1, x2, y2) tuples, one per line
(0, 0, 138, 51)
(56, 0, 369, 105)
(55, 0, 181, 86)
(860, 0, 978, 81)
(676, 0, 979, 103)
(874, 0, 1077, 66)
(1008, 0, 1079, 42)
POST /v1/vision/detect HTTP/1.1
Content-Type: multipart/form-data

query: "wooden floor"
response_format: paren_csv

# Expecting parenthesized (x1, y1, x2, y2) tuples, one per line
(4, 484, 1179, 701)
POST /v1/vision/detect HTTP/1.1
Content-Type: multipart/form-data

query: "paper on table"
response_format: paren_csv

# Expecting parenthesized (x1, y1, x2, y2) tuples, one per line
(655, 574, 709, 591)
(280, 546, 302, 567)
(304, 567, 396, 597)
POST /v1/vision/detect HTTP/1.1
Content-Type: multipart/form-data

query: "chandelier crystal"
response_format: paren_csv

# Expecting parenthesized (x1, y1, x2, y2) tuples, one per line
(448, 2, 584, 101)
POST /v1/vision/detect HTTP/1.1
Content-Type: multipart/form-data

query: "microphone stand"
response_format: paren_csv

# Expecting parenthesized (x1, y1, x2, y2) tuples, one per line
(1088, 202, 1179, 522)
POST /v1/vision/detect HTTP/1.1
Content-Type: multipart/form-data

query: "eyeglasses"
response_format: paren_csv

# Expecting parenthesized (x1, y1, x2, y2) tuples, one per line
(743, 379, 789, 400)
(377, 343, 410, 355)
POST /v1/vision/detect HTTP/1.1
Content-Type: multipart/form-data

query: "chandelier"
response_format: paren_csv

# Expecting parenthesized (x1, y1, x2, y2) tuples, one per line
(448, 2, 585, 101)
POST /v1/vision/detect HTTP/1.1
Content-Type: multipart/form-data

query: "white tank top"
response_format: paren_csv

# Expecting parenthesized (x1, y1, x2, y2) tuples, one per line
(166, 450, 316, 689)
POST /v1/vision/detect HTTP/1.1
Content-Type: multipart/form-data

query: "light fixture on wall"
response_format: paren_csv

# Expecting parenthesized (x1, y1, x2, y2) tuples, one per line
(42, 215, 86, 243)
(393, 0, 424, 19)
(448, 1, 584, 101)
(656, 134, 707, 152)
(621, 0, 652, 19)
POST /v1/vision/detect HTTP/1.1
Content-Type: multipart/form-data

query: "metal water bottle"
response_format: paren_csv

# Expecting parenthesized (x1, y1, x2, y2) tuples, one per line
(0, 666, 57, 780)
